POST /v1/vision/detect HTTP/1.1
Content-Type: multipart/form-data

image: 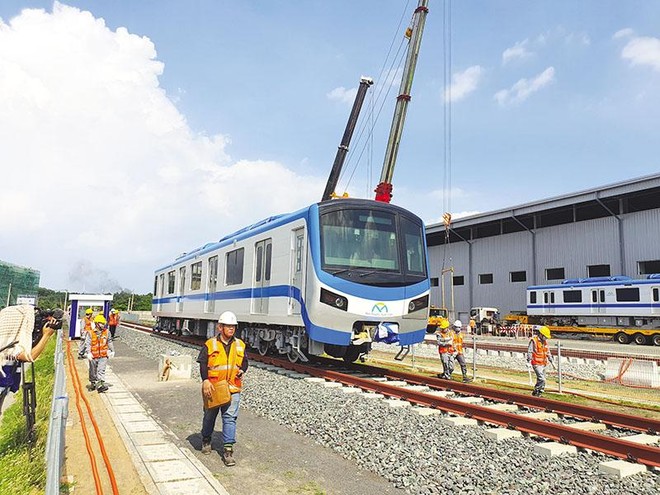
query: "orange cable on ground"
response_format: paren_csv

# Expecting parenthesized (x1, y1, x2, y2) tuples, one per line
(66, 340, 120, 495)
(65, 340, 104, 494)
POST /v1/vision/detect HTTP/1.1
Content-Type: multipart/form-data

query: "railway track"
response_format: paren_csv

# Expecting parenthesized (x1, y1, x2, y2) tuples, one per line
(120, 322, 660, 468)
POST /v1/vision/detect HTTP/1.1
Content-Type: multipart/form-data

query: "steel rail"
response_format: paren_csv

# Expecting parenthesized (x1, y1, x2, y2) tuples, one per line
(255, 354, 660, 468)
(346, 360, 660, 434)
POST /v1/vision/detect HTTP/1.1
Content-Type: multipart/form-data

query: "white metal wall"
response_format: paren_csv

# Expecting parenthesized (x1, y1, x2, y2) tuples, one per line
(428, 210, 659, 318)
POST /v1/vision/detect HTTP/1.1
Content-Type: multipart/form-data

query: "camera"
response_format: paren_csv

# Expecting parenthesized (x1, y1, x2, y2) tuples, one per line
(33, 308, 64, 344)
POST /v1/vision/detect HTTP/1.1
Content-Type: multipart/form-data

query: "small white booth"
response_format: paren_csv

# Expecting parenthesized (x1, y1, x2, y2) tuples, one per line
(68, 293, 114, 339)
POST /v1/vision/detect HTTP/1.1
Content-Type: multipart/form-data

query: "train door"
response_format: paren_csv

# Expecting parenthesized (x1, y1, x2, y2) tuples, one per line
(290, 228, 305, 315)
(157, 273, 164, 311)
(652, 287, 659, 315)
(542, 291, 555, 314)
(252, 239, 272, 314)
(206, 255, 218, 314)
(590, 289, 605, 314)
(176, 266, 186, 312)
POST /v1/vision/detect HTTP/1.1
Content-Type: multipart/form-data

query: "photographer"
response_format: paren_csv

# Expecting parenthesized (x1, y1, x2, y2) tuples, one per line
(0, 306, 62, 412)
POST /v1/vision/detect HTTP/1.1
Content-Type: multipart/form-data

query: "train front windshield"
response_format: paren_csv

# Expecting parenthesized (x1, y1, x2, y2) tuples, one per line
(319, 206, 427, 285)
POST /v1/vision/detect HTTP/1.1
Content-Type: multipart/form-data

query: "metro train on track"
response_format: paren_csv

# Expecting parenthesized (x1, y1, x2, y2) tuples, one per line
(526, 275, 660, 345)
(152, 198, 430, 362)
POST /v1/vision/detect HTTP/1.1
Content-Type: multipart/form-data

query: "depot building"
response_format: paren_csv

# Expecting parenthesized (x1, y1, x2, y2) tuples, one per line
(425, 173, 660, 321)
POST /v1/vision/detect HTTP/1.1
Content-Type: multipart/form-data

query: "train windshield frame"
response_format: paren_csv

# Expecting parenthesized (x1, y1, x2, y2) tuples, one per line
(319, 204, 428, 286)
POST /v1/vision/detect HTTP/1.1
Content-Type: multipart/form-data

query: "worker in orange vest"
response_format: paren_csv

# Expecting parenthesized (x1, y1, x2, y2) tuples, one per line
(78, 308, 94, 359)
(108, 309, 120, 340)
(198, 311, 248, 466)
(527, 326, 553, 396)
(435, 319, 454, 379)
(82, 314, 115, 393)
(452, 320, 471, 382)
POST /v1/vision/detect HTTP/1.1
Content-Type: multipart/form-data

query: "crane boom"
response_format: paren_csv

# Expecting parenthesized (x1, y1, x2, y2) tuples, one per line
(322, 76, 374, 202)
(375, 0, 429, 203)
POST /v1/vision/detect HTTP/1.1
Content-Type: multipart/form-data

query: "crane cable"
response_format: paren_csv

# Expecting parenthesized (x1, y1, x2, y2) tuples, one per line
(338, 1, 412, 194)
(441, 0, 453, 273)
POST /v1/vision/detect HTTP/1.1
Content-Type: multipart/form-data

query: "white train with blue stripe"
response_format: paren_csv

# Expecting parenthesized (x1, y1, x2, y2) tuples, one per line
(152, 198, 430, 362)
(527, 275, 660, 329)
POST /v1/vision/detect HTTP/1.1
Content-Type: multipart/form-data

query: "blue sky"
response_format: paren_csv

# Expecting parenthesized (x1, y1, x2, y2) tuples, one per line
(0, 1, 658, 293)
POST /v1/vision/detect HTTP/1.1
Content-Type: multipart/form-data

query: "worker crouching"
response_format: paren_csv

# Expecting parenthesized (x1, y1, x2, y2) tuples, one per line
(82, 315, 115, 393)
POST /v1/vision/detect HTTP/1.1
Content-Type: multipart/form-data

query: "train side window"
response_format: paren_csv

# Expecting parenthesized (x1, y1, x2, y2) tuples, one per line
(226, 248, 245, 285)
(543, 292, 548, 304)
(255, 245, 263, 283)
(529, 291, 537, 304)
(591, 291, 597, 303)
(616, 288, 640, 302)
(191, 262, 202, 290)
(563, 290, 582, 303)
(153, 276, 158, 295)
(550, 292, 555, 303)
(599, 290, 605, 302)
(265, 242, 272, 281)
(653, 288, 659, 302)
(167, 270, 176, 294)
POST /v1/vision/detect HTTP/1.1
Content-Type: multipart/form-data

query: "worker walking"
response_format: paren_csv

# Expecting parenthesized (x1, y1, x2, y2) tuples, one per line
(108, 309, 120, 340)
(468, 317, 476, 334)
(527, 326, 553, 396)
(436, 320, 454, 379)
(82, 314, 115, 393)
(198, 311, 249, 467)
(452, 320, 471, 382)
(78, 308, 94, 359)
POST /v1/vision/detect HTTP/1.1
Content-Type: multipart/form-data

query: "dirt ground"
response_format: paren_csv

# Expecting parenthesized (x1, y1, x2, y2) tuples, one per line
(62, 347, 148, 494)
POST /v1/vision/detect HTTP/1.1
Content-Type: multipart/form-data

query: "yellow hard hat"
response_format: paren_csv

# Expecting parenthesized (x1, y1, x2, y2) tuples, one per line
(439, 319, 450, 329)
(539, 326, 551, 339)
(86, 308, 93, 314)
(94, 314, 107, 325)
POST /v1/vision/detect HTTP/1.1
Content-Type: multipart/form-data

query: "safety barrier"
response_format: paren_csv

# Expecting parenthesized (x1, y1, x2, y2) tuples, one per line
(45, 330, 68, 495)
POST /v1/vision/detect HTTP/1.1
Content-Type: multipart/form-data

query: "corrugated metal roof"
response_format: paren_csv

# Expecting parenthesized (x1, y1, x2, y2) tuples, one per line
(427, 172, 660, 232)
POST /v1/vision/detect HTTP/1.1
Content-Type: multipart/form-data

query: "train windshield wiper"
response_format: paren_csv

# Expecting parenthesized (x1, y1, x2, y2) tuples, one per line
(329, 268, 352, 276)
(358, 270, 380, 278)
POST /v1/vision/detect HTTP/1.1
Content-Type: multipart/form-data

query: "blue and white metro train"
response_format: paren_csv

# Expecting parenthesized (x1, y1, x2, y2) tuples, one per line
(152, 198, 430, 362)
(527, 275, 660, 328)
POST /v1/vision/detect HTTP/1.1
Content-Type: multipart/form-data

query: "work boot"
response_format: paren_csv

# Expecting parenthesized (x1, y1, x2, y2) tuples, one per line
(201, 441, 212, 455)
(222, 446, 236, 467)
(96, 382, 109, 393)
(86, 382, 97, 391)
(462, 377, 472, 383)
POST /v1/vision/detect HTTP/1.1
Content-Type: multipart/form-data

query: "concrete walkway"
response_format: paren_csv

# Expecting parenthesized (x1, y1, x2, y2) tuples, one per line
(101, 366, 230, 495)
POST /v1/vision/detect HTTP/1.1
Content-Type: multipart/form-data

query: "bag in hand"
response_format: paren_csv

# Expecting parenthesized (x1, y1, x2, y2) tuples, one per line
(204, 379, 231, 409)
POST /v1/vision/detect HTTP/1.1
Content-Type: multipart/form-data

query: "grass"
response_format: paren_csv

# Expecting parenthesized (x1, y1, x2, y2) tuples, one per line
(0, 337, 57, 494)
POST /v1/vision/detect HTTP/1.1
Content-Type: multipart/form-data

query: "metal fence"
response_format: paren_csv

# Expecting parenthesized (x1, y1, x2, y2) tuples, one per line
(44, 330, 68, 494)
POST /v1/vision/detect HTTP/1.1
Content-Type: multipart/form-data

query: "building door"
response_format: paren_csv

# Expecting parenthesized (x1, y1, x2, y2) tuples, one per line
(290, 228, 305, 315)
(176, 266, 186, 312)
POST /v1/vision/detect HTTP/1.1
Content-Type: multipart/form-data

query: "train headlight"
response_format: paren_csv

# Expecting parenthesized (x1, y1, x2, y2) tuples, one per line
(320, 288, 348, 312)
(408, 295, 429, 313)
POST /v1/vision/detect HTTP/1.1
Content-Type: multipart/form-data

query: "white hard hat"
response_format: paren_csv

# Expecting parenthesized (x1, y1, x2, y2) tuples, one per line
(453, 320, 463, 329)
(218, 311, 238, 326)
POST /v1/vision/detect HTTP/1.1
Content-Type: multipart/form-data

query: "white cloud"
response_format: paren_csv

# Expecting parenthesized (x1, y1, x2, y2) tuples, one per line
(613, 28, 634, 40)
(326, 86, 358, 104)
(443, 66, 483, 102)
(621, 36, 660, 71)
(502, 39, 532, 64)
(0, 3, 322, 292)
(494, 67, 556, 106)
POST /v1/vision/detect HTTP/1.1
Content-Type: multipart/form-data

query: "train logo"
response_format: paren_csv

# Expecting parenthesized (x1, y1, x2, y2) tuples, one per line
(368, 302, 391, 316)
